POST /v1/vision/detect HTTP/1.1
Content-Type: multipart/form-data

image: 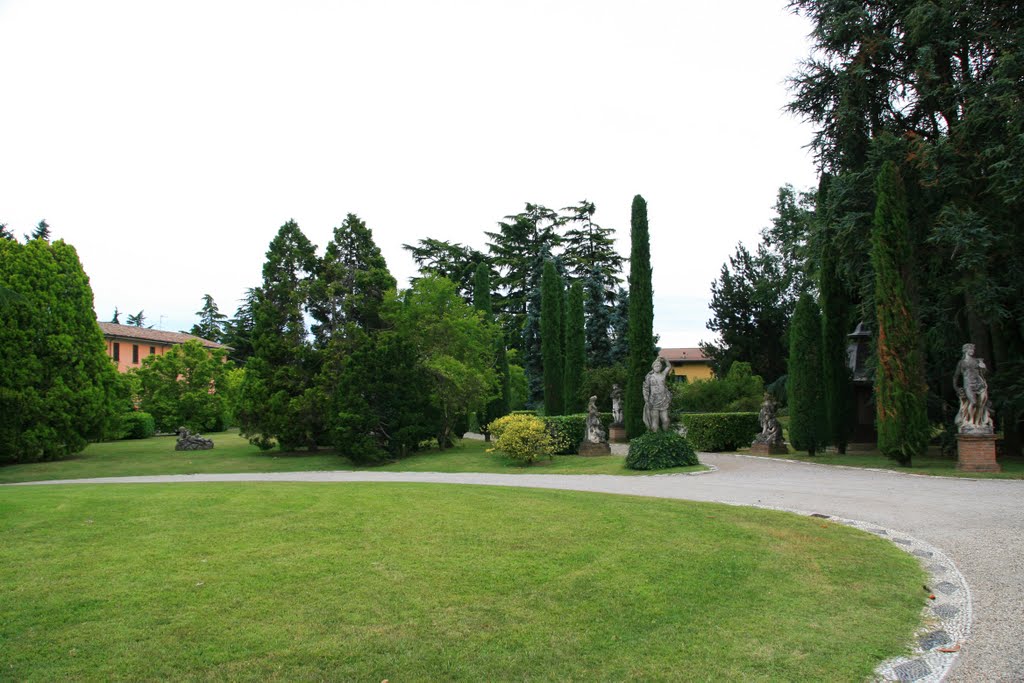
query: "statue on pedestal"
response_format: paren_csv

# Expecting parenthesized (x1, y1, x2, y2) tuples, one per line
(579, 395, 611, 455)
(642, 357, 673, 432)
(611, 384, 623, 426)
(953, 343, 994, 435)
(753, 393, 784, 448)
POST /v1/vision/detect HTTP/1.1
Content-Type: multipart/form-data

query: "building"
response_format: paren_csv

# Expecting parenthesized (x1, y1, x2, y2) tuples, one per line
(98, 322, 226, 373)
(659, 347, 714, 383)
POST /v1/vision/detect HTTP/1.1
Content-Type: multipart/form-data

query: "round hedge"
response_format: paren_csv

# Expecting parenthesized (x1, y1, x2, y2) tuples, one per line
(625, 431, 698, 470)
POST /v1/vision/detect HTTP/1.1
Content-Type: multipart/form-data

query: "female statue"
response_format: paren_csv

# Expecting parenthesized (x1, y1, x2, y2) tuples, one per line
(585, 395, 606, 443)
(610, 383, 623, 426)
(642, 357, 673, 432)
(953, 343, 993, 434)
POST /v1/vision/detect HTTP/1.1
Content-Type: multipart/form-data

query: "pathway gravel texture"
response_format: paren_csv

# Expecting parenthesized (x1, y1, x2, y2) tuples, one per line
(9, 454, 1022, 681)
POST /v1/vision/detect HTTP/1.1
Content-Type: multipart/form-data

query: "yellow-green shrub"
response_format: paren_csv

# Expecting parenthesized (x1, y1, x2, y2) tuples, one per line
(487, 413, 555, 465)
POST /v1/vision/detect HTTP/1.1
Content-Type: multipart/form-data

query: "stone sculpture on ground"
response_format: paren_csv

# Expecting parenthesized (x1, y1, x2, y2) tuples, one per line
(751, 393, 787, 455)
(642, 357, 673, 432)
(609, 383, 626, 443)
(952, 343, 1000, 472)
(175, 427, 214, 451)
(579, 395, 611, 456)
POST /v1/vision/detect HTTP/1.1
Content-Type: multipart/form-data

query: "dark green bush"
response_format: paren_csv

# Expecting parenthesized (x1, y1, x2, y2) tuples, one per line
(680, 412, 759, 452)
(625, 431, 698, 470)
(120, 411, 156, 440)
(542, 413, 614, 454)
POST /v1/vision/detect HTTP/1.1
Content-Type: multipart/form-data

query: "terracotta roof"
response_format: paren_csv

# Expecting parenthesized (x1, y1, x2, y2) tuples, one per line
(97, 322, 226, 349)
(659, 347, 710, 363)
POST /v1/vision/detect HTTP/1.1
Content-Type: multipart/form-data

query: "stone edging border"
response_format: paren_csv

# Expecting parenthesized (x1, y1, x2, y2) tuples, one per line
(721, 452, 1017, 483)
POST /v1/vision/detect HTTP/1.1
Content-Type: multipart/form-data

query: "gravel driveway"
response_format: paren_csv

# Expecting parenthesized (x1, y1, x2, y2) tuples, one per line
(8, 453, 1022, 681)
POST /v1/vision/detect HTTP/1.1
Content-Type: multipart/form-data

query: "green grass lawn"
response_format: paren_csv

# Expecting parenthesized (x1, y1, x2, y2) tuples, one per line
(0, 482, 926, 681)
(0, 431, 705, 484)
(741, 447, 1024, 479)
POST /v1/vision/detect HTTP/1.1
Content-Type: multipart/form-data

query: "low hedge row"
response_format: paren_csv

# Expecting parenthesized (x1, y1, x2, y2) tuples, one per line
(679, 412, 759, 452)
(542, 413, 614, 454)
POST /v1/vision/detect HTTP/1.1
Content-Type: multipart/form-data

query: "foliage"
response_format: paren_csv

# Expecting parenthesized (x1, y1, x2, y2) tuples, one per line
(560, 200, 623, 291)
(625, 431, 698, 470)
(578, 364, 627, 412)
(119, 411, 156, 440)
(126, 310, 147, 327)
(680, 413, 760, 452)
(672, 362, 764, 413)
(136, 340, 232, 433)
(402, 237, 489, 304)
(474, 262, 509, 436)
(625, 195, 654, 438)
(563, 281, 585, 414)
(488, 413, 555, 465)
(788, 293, 827, 455)
(541, 413, 615, 454)
(0, 238, 120, 464)
(871, 161, 930, 466)
(190, 294, 227, 343)
(583, 268, 615, 367)
(223, 288, 257, 364)
(540, 260, 565, 416)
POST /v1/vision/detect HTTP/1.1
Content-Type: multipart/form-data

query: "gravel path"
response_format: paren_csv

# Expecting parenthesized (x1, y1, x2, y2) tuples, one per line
(8, 454, 1022, 681)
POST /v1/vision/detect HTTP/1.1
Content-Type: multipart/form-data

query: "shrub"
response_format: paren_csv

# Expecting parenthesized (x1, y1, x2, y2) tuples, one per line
(625, 431, 698, 470)
(120, 411, 156, 440)
(488, 413, 555, 465)
(542, 413, 615, 454)
(680, 413, 759, 452)
(672, 362, 765, 413)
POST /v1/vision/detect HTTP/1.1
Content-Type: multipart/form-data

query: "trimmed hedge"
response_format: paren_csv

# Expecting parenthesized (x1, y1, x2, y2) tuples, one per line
(625, 431, 698, 470)
(120, 411, 156, 440)
(543, 413, 614, 454)
(679, 412, 759, 452)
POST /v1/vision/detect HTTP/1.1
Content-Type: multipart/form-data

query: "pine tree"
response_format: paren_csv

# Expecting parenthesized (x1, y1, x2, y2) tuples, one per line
(0, 224, 14, 241)
(560, 200, 623, 293)
(191, 294, 227, 342)
(541, 259, 564, 416)
(31, 220, 50, 241)
(788, 292, 827, 455)
(403, 238, 488, 303)
(563, 280, 586, 413)
(224, 288, 257, 364)
(110, 307, 121, 324)
(0, 238, 119, 463)
(126, 310, 146, 327)
(871, 162, 929, 466)
(625, 195, 654, 438)
(584, 268, 614, 367)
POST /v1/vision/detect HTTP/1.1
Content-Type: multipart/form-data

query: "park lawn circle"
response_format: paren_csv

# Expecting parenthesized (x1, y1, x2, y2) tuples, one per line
(0, 482, 925, 681)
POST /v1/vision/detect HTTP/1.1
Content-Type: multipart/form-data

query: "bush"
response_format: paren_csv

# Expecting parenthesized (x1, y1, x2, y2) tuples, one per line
(680, 413, 759, 452)
(542, 413, 614, 454)
(120, 411, 156, 440)
(625, 431, 698, 470)
(488, 414, 555, 465)
(672, 362, 765, 413)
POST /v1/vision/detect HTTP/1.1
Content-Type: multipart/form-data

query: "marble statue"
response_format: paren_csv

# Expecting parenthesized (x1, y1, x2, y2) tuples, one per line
(953, 343, 993, 435)
(585, 395, 607, 444)
(175, 427, 214, 451)
(753, 393, 784, 447)
(611, 383, 623, 426)
(642, 357, 673, 432)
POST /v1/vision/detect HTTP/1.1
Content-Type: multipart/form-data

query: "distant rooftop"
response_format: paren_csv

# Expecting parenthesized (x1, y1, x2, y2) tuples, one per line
(97, 322, 225, 349)
(659, 347, 710, 363)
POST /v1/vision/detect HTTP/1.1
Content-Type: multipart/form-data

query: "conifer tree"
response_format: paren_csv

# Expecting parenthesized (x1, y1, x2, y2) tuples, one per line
(474, 261, 509, 436)
(625, 195, 654, 438)
(871, 162, 929, 466)
(110, 307, 121, 324)
(541, 259, 564, 415)
(224, 288, 257, 364)
(817, 177, 852, 453)
(788, 292, 827, 455)
(126, 310, 146, 327)
(191, 294, 227, 342)
(563, 280, 586, 413)
(584, 268, 614, 367)
(560, 200, 623, 293)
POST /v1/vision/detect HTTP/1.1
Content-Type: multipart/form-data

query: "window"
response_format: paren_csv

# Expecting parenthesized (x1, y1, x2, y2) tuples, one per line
(112, 343, 120, 361)
(132, 345, 139, 364)
(150, 346, 156, 356)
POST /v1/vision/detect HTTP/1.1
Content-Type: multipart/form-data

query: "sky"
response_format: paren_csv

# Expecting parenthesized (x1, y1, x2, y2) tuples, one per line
(0, 1, 821, 347)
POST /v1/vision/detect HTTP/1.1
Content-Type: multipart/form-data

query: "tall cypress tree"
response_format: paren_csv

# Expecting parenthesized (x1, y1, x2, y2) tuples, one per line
(474, 262, 509, 436)
(563, 281, 586, 413)
(871, 162, 929, 466)
(788, 292, 827, 455)
(818, 177, 853, 453)
(540, 259, 564, 415)
(625, 195, 654, 438)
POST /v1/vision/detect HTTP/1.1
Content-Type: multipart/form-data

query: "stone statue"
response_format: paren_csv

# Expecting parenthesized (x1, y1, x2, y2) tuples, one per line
(953, 343, 993, 435)
(585, 395, 606, 444)
(610, 384, 623, 426)
(642, 357, 673, 432)
(175, 427, 214, 451)
(753, 393, 784, 447)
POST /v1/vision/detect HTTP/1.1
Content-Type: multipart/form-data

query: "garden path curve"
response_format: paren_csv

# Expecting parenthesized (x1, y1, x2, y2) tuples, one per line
(9, 453, 1023, 682)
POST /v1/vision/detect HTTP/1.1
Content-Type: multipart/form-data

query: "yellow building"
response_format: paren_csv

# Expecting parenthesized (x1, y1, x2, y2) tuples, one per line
(98, 322, 226, 373)
(659, 347, 714, 383)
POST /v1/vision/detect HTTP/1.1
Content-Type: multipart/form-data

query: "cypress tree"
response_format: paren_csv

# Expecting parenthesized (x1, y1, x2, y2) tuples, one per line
(474, 262, 509, 437)
(788, 292, 827, 454)
(871, 162, 929, 466)
(563, 281, 586, 413)
(818, 177, 852, 454)
(625, 195, 654, 438)
(540, 259, 564, 415)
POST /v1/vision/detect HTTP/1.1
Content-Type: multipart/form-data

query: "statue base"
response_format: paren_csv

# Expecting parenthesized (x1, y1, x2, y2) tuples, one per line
(956, 433, 1000, 473)
(578, 441, 611, 456)
(750, 442, 788, 456)
(609, 424, 626, 443)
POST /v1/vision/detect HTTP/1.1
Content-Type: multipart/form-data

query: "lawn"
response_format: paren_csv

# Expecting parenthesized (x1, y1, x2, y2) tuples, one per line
(0, 482, 926, 681)
(741, 448, 1024, 479)
(0, 431, 705, 484)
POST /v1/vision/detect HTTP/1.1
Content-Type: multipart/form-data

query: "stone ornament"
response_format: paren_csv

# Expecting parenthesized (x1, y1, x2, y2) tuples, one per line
(176, 427, 214, 451)
(953, 343, 993, 435)
(753, 393, 784, 447)
(610, 383, 624, 426)
(585, 395, 607, 444)
(642, 356, 673, 432)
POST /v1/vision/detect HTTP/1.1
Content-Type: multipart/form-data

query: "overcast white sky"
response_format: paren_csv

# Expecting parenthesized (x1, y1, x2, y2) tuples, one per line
(0, 1, 820, 346)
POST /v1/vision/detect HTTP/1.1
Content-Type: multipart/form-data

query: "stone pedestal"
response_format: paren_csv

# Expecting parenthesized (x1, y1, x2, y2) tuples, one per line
(609, 424, 626, 443)
(956, 434, 1000, 472)
(750, 442, 788, 456)
(578, 441, 611, 456)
